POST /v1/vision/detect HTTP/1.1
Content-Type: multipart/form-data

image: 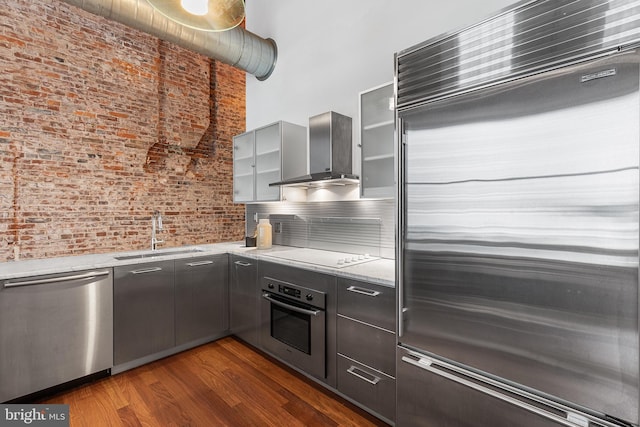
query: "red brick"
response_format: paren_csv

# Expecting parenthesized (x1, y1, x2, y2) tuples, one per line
(0, 0, 246, 261)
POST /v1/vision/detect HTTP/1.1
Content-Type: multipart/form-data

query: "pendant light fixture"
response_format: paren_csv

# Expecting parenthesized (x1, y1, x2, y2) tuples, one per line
(147, 0, 245, 32)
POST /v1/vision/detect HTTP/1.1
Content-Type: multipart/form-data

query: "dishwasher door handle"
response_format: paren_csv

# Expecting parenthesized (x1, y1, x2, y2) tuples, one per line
(4, 270, 111, 288)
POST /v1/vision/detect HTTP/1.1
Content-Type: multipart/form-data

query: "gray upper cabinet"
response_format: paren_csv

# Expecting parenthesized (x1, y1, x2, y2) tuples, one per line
(232, 131, 255, 203)
(359, 82, 395, 199)
(233, 121, 307, 203)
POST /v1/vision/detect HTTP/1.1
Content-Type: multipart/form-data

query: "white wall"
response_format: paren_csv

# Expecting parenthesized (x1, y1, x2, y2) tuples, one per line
(245, 0, 521, 175)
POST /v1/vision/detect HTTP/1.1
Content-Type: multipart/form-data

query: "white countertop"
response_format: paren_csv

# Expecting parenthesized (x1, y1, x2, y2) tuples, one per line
(237, 246, 396, 287)
(0, 243, 396, 287)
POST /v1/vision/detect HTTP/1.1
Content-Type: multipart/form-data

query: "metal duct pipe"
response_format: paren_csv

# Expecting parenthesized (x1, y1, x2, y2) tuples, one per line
(60, 0, 277, 80)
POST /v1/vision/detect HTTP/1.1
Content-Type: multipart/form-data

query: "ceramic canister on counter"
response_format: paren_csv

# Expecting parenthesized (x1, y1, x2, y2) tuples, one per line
(257, 218, 272, 249)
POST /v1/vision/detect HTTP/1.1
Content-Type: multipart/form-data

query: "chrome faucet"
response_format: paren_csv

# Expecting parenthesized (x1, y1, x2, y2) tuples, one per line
(151, 210, 164, 251)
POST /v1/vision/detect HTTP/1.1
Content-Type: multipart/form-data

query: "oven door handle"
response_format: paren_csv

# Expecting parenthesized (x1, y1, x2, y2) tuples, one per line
(262, 293, 321, 317)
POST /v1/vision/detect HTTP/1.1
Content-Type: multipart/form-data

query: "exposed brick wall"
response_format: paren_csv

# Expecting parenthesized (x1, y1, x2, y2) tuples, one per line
(0, 0, 246, 261)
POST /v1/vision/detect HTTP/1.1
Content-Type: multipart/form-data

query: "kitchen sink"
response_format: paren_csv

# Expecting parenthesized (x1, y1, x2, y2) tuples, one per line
(114, 248, 205, 261)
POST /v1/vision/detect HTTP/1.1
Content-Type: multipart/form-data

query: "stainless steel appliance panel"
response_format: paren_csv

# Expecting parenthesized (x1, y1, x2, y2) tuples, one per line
(260, 276, 326, 379)
(396, 346, 616, 427)
(396, 0, 640, 110)
(258, 261, 337, 386)
(309, 111, 353, 175)
(400, 53, 639, 423)
(1, 270, 113, 402)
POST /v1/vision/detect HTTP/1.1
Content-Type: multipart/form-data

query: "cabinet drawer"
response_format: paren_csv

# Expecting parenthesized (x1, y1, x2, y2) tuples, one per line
(337, 355, 396, 422)
(337, 315, 395, 377)
(337, 278, 395, 331)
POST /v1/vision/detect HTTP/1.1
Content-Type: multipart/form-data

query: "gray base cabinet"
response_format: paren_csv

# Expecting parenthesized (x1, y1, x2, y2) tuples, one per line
(175, 254, 228, 346)
(114, 260, 175, 365)
(115, 255, 229, 368)
(229, 255, 259, 347)
(336, 278, 396, 422)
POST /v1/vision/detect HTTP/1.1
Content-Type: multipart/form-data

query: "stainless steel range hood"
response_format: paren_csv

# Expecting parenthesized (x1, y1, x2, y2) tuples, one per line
(270, 111, 359, 188)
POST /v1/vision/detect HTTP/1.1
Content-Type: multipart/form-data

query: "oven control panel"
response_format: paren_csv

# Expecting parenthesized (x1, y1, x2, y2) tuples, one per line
(280, 284, 300, 299)
(263, 277, 326, 310)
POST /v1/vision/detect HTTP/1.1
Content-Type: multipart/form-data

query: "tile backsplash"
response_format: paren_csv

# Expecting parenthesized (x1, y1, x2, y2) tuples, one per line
(245, 199, 395, 259)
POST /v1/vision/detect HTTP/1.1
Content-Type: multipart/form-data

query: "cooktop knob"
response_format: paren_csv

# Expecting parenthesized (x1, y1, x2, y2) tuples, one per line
(306, 294, 314, 301)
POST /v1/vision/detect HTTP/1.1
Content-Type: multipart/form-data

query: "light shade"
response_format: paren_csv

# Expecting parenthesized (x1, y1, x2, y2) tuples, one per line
(181, 0, 208, 16)
(147, 0, 245, 32)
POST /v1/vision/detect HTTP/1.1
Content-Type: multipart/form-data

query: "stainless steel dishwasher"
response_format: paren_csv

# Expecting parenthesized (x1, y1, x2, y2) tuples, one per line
(0, 269, 113, 402)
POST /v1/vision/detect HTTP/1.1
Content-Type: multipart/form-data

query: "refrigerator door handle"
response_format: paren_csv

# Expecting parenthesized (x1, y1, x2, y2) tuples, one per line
(401, 354, 618, 427)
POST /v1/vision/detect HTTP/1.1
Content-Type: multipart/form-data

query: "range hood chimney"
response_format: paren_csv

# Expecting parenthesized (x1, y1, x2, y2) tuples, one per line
(270, 111, 359, 188)
(60, 0, 277, 80)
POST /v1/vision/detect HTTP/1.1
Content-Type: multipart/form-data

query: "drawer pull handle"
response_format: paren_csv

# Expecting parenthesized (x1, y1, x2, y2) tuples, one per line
(234, 261, 252, 267)
(186, 260, 214, 267)
(347, 286, 381, 297)
(130, 267, 163, 275)
(347, 366, 381, 385)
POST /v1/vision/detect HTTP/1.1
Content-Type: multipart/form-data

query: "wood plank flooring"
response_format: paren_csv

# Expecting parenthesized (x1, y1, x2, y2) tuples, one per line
(40, 337, 389, 427)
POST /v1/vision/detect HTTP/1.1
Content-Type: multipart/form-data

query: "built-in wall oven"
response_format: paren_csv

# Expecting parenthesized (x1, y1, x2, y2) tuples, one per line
(260, 276, 326, 379)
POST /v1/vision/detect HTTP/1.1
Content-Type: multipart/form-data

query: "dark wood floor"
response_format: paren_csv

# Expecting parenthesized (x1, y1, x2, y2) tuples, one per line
(40, 337, 389, 426)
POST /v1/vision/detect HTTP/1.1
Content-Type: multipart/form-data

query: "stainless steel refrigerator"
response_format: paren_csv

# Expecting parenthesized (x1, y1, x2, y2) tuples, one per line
(396, 1, 640, 426)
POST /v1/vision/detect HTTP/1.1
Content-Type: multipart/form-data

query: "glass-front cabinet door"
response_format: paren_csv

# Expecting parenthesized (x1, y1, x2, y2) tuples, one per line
(360, 82, 395, 198)
(233, 121, 307, 203)
(255, 123, 282, 201)
(233, 131, 255, 203)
